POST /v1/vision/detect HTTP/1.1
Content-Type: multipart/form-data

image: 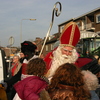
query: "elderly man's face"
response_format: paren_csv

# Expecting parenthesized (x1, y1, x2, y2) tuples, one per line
(61, 46, 73, 56)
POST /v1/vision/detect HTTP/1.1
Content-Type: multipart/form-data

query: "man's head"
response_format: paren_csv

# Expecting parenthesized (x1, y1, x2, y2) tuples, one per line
(19, 52, 25, 58)
(56, 21, 80, 61)
(53, 21, 80, 60)
(48, 46, 78, 78)
(59, 21, 80, 48)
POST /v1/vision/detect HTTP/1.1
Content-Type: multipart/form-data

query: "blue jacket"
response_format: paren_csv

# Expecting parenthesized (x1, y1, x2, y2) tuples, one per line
(90, 90, 99, 100)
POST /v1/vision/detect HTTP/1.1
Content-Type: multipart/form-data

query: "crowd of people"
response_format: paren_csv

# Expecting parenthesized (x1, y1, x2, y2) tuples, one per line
(0, 21, 100, 100)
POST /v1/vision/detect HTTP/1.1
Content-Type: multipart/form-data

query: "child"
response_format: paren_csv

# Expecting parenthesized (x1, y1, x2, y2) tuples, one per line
(13, 58, 48, 100)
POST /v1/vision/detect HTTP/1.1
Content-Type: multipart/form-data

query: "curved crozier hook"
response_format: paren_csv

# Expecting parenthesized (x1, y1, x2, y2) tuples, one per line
(39, 2, 62, 57)
(52, 2, 62, 23)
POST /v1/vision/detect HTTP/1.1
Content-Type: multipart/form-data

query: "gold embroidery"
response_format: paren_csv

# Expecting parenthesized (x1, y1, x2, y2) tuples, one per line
(60, 21, 74, 36)
(49, 55, 53, 59)
(69, 23, 76, 45)
(59, 44, 75, 48)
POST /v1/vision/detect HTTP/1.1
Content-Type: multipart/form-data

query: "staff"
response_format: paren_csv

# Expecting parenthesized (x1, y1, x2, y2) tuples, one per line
(39, 2, 62, 57)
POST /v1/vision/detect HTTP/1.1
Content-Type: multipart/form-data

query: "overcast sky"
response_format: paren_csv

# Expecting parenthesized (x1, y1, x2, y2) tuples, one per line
(0, 0, 100, 47)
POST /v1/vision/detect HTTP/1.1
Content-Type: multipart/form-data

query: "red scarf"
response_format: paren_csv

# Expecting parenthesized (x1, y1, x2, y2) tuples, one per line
(11, 63, 18, 76)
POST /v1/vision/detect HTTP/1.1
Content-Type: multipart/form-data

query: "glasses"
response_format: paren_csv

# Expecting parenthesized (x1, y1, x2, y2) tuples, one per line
(62, 48, 73, 53)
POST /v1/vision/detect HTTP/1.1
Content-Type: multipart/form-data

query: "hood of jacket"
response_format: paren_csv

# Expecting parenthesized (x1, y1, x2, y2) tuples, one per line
(14, 76, 48, 100)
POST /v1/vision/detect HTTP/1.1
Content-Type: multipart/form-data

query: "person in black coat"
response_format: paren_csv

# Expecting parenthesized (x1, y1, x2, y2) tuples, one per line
(4, 41, 37, 100)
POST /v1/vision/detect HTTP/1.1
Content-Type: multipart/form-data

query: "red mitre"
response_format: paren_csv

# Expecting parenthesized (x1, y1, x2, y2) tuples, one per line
(59, 21, 80, 48)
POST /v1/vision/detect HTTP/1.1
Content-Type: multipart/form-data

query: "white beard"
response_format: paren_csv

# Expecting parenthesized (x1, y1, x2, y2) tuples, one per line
(48, 46, 78, 79)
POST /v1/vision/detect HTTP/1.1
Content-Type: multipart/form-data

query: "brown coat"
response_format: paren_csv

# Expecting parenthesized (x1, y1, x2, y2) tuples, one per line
(49, 84, 91, 100)
(49, 84, 75, 100)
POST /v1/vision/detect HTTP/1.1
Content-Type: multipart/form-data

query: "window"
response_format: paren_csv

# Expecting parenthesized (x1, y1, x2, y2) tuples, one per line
(51, 44, 53, 50)
(60, 25, 64, 33)
(96, 14, 100, 23)
(46, 45, 48, 51)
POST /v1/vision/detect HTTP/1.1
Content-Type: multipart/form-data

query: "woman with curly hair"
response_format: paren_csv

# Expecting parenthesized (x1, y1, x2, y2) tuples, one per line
(47, 63, 91, 100)
(13, 58, 48, 100)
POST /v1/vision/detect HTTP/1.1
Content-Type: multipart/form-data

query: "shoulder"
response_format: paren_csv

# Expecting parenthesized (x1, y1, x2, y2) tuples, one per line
(49, 84, 75, 100)
(75, 57, 93, 68)
(44, 51, 53, 61)
(44, 47, 58, 60)
(43, 51, 54, 70)
(49, 89, 74, 100)
(20, 76, 47, 86)
(14, 76, 47, 93)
